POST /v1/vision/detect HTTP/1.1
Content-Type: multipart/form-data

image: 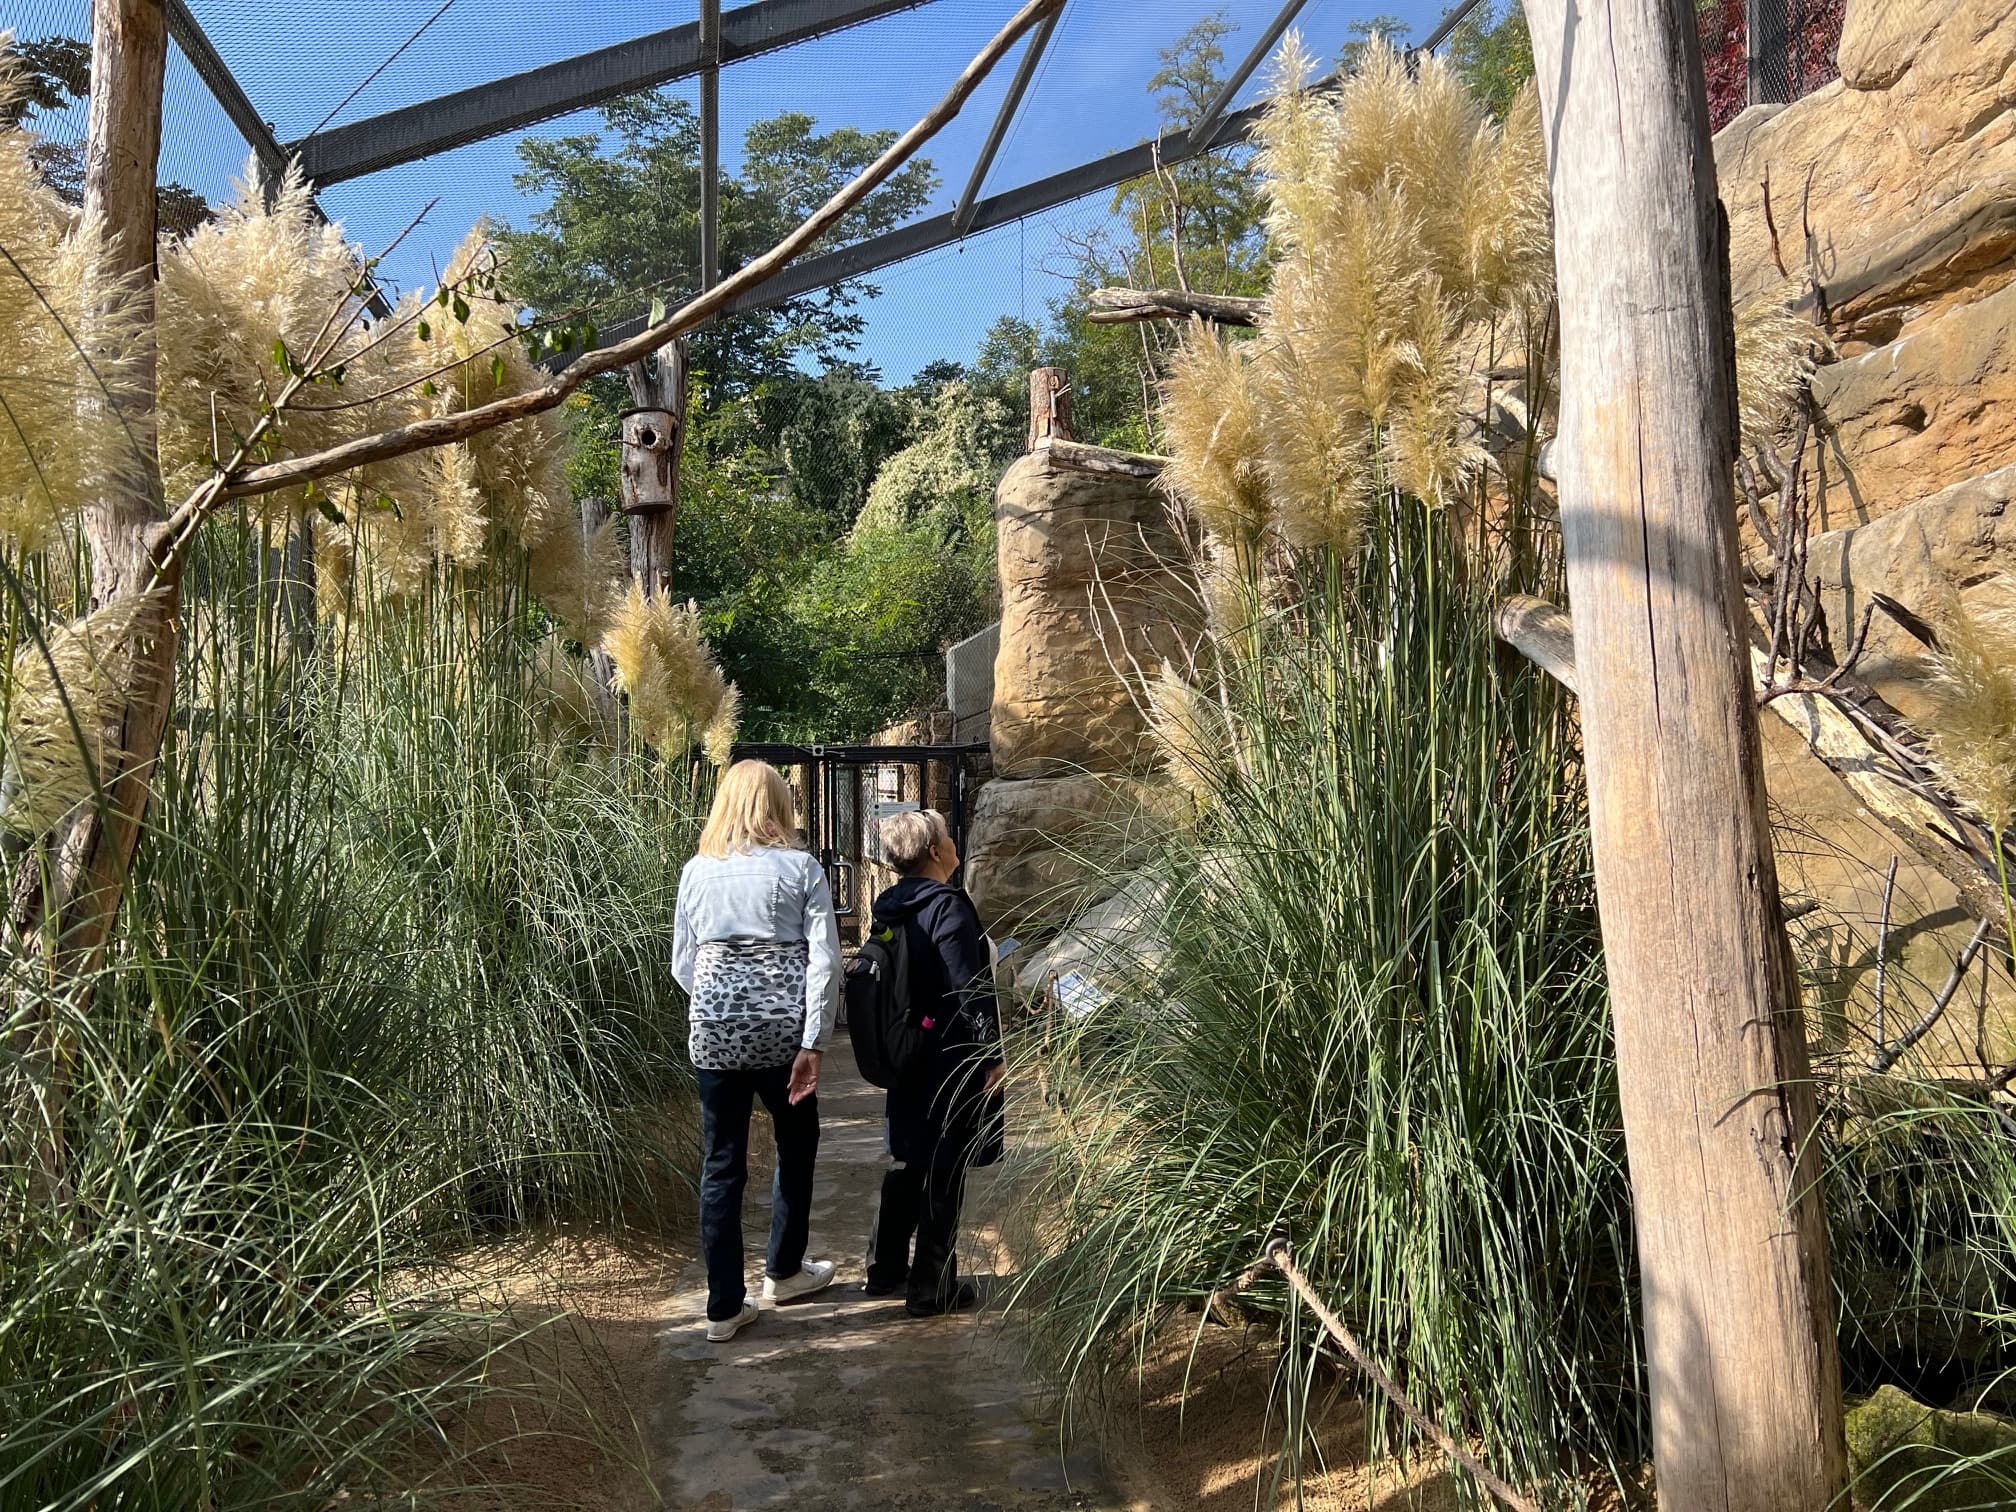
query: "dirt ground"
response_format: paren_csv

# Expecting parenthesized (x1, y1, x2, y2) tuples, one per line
(398, 1050, 1488, 1511)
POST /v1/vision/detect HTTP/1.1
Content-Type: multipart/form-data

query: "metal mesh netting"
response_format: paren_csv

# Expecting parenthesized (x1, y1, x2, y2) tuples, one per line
(1699, 0, 1845, 132)
(5, 0, 1549, 378)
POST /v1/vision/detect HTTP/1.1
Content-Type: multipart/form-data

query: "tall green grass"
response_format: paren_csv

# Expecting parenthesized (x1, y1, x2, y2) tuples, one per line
(2, 516, 696, 1508)
(1008, 497, 1640, 1499)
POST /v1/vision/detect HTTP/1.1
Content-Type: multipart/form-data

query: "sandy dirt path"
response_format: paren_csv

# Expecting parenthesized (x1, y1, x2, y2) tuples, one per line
(649, 1045, 1128, 1511)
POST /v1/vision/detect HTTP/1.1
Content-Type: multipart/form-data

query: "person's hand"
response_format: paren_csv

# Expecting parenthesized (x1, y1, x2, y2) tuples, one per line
(982, 1061, 1005, 1093)
(788, 1049, 822, 1105)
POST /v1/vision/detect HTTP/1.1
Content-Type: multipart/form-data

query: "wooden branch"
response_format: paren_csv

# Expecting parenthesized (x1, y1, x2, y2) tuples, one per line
(1872, 917, 1995, 1075)
(1496, 594, 2010, 927)
(208, 0, 1064, 507)
(1084, 286, 1266, 326)
(1494, 594, 1576, 693)
(1038, 437, 1166, 481)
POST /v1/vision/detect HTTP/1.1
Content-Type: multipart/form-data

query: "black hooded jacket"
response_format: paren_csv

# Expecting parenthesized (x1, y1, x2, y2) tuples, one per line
(870, 876, 1004, 1169)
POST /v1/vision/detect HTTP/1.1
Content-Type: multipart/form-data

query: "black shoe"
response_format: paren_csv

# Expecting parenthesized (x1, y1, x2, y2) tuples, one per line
(862, 1270, 909, 1298)
(904, 1280, 978, 1318)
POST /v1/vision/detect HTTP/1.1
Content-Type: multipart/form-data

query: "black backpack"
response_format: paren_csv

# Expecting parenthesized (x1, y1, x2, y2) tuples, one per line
(845, 921, 927, 1089)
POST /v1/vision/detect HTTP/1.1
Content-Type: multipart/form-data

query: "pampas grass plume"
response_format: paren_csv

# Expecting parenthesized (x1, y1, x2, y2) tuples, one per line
(1146, 661, 1223, 801)
(703, 684, 741, 769)
(1161, 323, 1271, 540)
(0, 57, 149, 548)
(1734, 293, 1828, 450)
(602, 583, 728, 756)
(1923, 581, 2016, 831)
(3, 592, 162, 836)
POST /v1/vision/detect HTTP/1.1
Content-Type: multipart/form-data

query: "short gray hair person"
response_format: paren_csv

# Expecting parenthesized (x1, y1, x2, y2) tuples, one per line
(880, 808, 950, 875)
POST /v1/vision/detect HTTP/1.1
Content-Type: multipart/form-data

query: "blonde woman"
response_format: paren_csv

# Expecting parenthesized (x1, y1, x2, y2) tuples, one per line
(671, 759, 841, 1341)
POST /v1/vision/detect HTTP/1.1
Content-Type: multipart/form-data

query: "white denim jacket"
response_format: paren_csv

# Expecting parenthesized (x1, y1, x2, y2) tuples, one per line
(670, 845, 840, 1053)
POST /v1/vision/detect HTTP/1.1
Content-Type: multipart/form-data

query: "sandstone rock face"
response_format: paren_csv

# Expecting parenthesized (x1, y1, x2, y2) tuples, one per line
(990, 450, 1195, 780)
(963, 774, 1151, 936)
(1807, 281, 2016, 531)
(1716, 0, 2016, 340)
(1807, 461, 2016, 714)
(1709, 0, 2016, 1068)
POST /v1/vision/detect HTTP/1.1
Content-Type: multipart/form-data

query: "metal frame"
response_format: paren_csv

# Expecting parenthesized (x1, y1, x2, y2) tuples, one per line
(1185, 0, 1310, 148)
(289, 0, 940, 186)
(165, 0, 289, 186)
(731, 742, 988, 912)
(950, 4, 1060, 235)
(700, 0, 723, 291)
(543, 70, 1335, 367)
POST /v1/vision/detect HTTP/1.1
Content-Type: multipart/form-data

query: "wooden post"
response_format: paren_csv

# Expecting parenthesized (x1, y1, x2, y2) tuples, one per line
(60, 0, 181, 979)
(7, 0, 178, 1190)
(1027, 366, 1072, 449)
(1524, 0, 1848, 1505)
(622, 339, 689, 596)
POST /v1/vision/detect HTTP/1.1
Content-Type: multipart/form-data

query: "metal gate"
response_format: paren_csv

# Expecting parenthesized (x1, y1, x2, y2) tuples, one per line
(728, 742, 987, 927)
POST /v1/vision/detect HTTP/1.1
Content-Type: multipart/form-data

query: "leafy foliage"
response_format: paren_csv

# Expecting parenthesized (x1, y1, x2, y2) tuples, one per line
(499, 94, 935, 394)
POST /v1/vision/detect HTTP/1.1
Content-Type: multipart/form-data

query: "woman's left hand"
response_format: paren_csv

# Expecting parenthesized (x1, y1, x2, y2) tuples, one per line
(788, 1049, 822, 1105)
(983, 1061, 1005, 1093)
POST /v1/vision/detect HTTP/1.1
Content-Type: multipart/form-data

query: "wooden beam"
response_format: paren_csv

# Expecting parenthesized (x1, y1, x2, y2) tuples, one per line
(1525, 0, 1849, 1504)
(1039, 438, 1165, 480)
(1085, 286, 1265, 326)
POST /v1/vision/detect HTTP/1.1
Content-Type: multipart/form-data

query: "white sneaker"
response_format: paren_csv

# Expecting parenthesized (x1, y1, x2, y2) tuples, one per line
(705, 1303, 759, 1342)
(762, 1259, 836, 1304)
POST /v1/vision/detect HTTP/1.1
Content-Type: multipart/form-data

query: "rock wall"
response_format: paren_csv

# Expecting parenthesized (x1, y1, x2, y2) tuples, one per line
(965, 446, 1193, 934)
(1716, 0, 2016, 1066)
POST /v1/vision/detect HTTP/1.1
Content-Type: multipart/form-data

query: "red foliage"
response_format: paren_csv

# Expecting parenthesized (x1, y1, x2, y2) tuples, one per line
(1696, 0, 1846, 134)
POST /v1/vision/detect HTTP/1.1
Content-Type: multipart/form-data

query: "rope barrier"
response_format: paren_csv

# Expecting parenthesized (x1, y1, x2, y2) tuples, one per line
(1253, 1230, 1542, 1512)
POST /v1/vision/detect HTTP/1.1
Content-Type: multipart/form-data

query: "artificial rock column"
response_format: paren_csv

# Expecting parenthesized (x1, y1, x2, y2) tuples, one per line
(965, 374, 1194, 934)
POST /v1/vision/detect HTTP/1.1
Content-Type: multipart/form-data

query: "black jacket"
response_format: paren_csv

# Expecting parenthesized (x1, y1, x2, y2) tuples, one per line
(870, 876, 1004, 1170)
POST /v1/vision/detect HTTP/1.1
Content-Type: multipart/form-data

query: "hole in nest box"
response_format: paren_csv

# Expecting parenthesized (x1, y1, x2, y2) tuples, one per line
(637, 427, 660, 447)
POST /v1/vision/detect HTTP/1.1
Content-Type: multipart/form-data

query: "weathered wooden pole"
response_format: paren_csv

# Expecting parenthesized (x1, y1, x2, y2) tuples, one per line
(1027, 366, 1072, 448)
(1524, 0, 1848, 1504)
(6, 0, 177, 1189)
(59, 0, 181, 975)
(621, 340, 689, 596)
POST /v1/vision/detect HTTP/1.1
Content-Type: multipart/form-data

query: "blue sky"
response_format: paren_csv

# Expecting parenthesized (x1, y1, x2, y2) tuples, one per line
(9, 0, 1466, 381)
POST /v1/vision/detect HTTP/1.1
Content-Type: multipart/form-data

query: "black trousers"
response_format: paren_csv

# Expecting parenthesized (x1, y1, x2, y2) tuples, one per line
(695, 1064, 819, 1323)
(867, 1160, 966, 1306)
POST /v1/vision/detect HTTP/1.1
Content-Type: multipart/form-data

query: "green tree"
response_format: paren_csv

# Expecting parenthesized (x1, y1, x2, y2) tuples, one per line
(1, 33, 208, 236)
(499, 95, 936, 395)
(1445, 1, 1536, 119)
(1339, 14, 1414, 71)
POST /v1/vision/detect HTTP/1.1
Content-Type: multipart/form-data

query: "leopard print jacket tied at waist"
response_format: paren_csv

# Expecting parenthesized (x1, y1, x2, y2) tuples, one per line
(688, 938, 809, 1071)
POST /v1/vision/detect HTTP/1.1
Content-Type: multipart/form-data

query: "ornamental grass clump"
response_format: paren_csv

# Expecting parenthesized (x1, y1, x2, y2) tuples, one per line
(1015, 39, 1641, 1503)
(1011, 503, 1634, 1499)
(1, 590, 161, 834)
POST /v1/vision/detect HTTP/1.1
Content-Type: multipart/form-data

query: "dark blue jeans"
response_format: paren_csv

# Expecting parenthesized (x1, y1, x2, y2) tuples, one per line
(696, 1063, 820, 1322)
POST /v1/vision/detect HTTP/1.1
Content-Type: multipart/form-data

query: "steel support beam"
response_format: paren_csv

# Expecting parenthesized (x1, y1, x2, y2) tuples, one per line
(1185, 0, 1308, 148)
(950, 5, 1059, 235)
(290, 0, 937, 186)
(165, 0, 288, 185)
(700, 0, 721, 290)
(538, 73, 1332, 369)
